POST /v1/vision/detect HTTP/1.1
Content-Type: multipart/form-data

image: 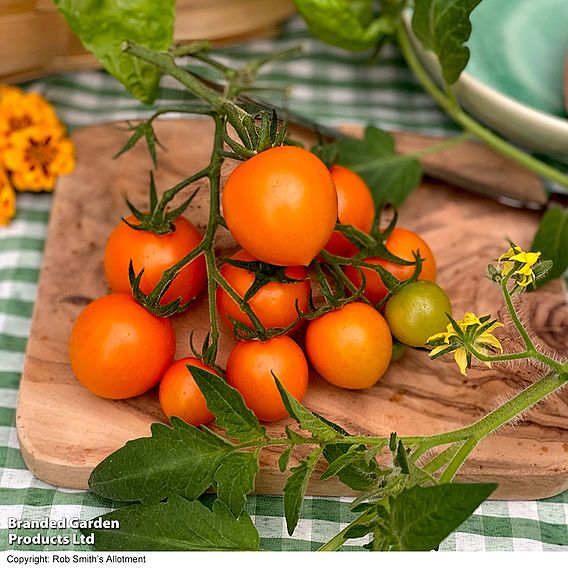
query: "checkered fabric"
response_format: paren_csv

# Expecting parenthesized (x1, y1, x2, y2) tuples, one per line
(1, 16, 567, 552)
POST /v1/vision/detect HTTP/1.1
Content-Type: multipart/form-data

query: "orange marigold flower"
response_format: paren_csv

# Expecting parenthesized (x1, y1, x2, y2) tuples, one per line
(0, 167, 16, 225)
(3, 126, 75, 192)
(0, 89, 62, 152)
(0, 85, 23, 101)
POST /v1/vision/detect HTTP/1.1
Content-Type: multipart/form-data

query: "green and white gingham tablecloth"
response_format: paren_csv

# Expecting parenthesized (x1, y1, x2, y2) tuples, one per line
(1, 16, 567, 553)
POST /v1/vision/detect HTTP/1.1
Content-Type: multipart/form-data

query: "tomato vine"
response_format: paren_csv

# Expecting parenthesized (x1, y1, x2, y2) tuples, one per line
(76, 41, 567, 552)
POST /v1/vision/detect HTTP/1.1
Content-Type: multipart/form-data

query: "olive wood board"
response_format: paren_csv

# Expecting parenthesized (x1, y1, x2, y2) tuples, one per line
(16, 118, 568, 499)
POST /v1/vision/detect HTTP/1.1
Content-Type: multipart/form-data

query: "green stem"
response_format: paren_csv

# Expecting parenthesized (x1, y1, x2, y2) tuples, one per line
(435, 371, 567, 480)
(396, 26, 568, 189)
(438, 436, 478, 483)
(151, 167, 209, 222)
(408, 132, 471, 159)
(421, 442, 464, 474)
(501, 271, 536, 352)
(318, 509, 376, 551)
(123, 42, 254, 148)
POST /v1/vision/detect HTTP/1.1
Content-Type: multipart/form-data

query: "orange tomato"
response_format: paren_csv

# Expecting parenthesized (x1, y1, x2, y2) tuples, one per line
(159, 357, 216, 426)
(324, 165, 375, 257)
(225, 336, 309, 422)
(305, 302, 392, 390)
(222, 146, 338, 266)
(216, 250, 310, 333)
(344, 227, 437, 305)
(69, 294, 176, 399)
(104, 215, 206, 306)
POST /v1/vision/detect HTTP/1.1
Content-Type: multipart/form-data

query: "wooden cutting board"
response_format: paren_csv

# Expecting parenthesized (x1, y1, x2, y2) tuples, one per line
(16, 119, 568, 499)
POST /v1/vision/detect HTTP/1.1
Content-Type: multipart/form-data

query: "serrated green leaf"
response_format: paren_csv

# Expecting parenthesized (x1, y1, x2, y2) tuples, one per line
(338, 126, 422, 207)
(390, 482, 497, 550)
(88, 418, 232, 503)
(311, 141, 339, 168)
(320, 444, 364, 480)
(278, 448, 293, 473)
(344, 522, 376, 540)
(84, 496, 260, 551)
(54, 1, 175, 104)
(190, 366, 266, 444)
(274, 379, 341, 442)
(323, 442, 386, 492)
(283, 448, 323, 535)
(214, 452, 259, 517)
(412, 0, 482, 85)
(313, 417, 387, 492)
(531, 206, 568, 287)
(293, 0, 391, 51)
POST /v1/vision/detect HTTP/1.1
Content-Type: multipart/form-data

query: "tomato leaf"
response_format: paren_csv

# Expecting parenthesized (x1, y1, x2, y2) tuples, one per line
(278, 447, 293, 473)
(530, 205, 568, 287)
(320, 444, 367, 480)
(310, 141, 339, 169)
(213, 452, 259, 517)
(283, 448, 323, 535)
(190, 365, 266, 444)
(293, 0, 393, 51)
(412, 0, 482, 85)
(274, 378, 341, 442)
(322, 443, 386, 492)
(54, 0, 175, 104)
(88, 418, 232, 503)
(84, 495, 260, 551)
(389, 483, 497, 550)
(338, 126, 422, 207)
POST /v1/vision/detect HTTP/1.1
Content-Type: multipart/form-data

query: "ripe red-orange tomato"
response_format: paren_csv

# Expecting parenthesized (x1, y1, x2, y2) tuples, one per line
(305, 302, 392, 390)
(225, 336, 309, 422)
(159, 357, 216, 426)
(104, 215, 206, 306)
(69, 294, 176, 399)
(222, 146, 338, 266)
(344, 227, 437, 305)
(324, 165, 375, 257)
(216, 250, 310, 333)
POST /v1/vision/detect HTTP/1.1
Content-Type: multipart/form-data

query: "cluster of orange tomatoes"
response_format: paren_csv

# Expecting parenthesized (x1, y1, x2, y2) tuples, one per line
(69, 146, 449, 425)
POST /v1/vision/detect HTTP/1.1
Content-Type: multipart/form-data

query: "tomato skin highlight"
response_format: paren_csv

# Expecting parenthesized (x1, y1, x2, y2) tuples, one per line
(69, 294, 176, 399)
(216, 250, 310, 333)
(222, 146, 338, 266)
(104, 215, 206, 306)
(305, 302, 392, 390)
(159, 357, 216, 426)
(225, 336, 309, 422)
(344, 227, 437, 305)
(385, 280, 452, 347)
(324, 165, 375, 257)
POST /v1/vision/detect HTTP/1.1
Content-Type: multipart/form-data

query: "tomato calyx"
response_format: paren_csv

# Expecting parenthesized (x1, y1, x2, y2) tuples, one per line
(128, 249, 204, 318)
(123, 171, 201, 235)
(188, 330, 225, 373)
(220, 257, 305, 302)
(296, 258, 368, 323)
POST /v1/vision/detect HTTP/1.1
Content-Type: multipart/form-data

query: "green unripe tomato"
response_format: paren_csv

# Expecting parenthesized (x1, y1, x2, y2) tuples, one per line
(385, 281, 452, 347)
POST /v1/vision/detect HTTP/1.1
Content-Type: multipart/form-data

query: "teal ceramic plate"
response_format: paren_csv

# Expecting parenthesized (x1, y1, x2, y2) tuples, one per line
(405, 0, 568, 158)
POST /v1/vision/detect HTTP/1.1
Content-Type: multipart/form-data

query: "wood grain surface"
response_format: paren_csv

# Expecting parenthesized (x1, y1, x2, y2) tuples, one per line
(16, 119, 568, 499)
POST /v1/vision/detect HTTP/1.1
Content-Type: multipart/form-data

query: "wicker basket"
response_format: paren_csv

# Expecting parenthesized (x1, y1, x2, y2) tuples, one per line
(0, 0, 296, 83)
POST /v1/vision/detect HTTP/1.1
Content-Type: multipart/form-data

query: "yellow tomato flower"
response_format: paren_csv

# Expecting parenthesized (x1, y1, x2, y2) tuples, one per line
(428, 312, 503, 376)
(3, 126, 75, 191)
(0, 168, 16, 225)
(498, 244, 541, 288)
(0, 89, 62, 152)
